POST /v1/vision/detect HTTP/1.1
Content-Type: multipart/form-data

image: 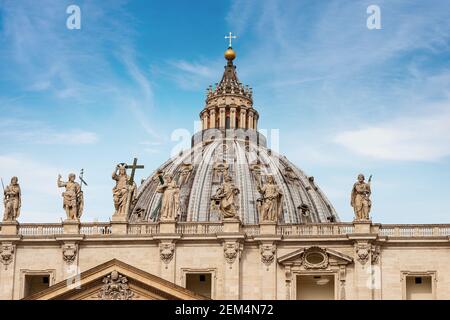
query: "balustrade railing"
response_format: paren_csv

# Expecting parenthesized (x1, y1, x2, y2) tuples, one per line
(18, 223, 64, 236)
(128, 223, 159, 235)
(176, 222, 223, 234)
(379, 224, 450, 237)
(80, 223, 112, 235)
(276, 223, 355, 236)
(7, 222, 450, 238)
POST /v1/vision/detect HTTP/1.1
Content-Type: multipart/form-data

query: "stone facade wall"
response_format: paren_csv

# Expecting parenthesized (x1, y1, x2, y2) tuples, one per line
(1, 221, 449, 300)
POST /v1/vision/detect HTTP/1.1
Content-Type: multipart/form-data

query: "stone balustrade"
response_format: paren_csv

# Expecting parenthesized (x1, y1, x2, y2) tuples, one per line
(378, 224, 450, 237)
(0, 221, 449, 238)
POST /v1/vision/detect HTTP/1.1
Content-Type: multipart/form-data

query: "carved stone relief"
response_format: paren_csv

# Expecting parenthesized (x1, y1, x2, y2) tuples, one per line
(98, 271, 134, 300)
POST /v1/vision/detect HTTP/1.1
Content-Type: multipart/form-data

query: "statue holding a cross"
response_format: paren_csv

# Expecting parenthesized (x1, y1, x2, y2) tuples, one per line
(112, 158, 144, 218)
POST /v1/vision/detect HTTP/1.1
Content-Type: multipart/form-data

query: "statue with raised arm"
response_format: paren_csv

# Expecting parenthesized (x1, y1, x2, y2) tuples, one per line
(212, 175, 240, 219)
(257, 175, 283, 222)
(3, 176, 21, 221)
(57, 173, 83, 221)
(112, 164, 136, 216)
(351, 174, 372, 221)
(156, 174, 180, 221)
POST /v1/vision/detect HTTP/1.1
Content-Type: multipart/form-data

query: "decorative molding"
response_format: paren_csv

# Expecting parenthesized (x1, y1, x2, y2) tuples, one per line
(62, 243, 78, 264)
(98, 270, 134, 300)
(0, 243, 15, 270)
(223, 241, 241, 266)
(355, 242, 371, 265)
(371, 245, 380, 264)
(302, 246, 329, 269)
(260, 243, 276, 267)
(159, 242, 175, 265)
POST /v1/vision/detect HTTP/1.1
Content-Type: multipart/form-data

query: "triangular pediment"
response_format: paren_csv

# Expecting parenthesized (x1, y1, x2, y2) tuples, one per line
(278, 246, 353, 268)
(24, 259, 208, 300)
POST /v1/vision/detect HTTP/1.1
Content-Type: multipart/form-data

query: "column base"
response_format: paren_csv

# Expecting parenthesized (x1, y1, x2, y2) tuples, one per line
(259, 221, 277, 235)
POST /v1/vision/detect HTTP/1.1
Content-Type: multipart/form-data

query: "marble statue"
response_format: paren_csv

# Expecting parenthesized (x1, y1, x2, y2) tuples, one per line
(156, 174, 180, 221)
(112, 164, 136, 216)
(57, 173, 83, 220)
(257, 175, 283, 222)
(178, 163, 193, 186)
(212, 175, 240, 219)
(351, 174, 372, 220)
(2, 177, 21, 221)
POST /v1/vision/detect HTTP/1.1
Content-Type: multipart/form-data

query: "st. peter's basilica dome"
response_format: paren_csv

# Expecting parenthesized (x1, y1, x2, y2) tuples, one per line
(130, 47, 339, 224)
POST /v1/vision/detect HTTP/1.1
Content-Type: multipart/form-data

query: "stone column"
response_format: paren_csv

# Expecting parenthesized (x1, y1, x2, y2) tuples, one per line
(209, 109, 216, 129)
(259, 241, 277, 300)
(248, 111, 254, 129)
(349, 221, 377, 300)
(219, 107, 226, 128)
(230, 107, 236, 128)
(159, 240, 177, 283)
(222, 240, 242, 299)
(202, 112, 209, 130)
(0, 240, 18, 299)
(240, 109, 247, 129)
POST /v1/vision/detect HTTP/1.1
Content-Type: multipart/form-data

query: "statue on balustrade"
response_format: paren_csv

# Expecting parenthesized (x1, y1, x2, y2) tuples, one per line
(156, 174, 180, 221)
(212, 175, 240, 219)
(257, 175, 283, 222)
(57, 173, 83, 221)
(351, 174, 372, 221)
(112, 164, 136, 217)
(2, 176, 21, 222)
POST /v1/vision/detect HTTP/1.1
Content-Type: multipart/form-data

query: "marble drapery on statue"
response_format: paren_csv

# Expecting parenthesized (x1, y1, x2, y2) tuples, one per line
(351, 174, 372, 220)
(212, 175, 240, 219)
(156, 174, 180, 221)
(112, 164, 136, 216)
(257, 175, 283, 222)
(2, 176, 21, 221)
(57, 173, 83, 220)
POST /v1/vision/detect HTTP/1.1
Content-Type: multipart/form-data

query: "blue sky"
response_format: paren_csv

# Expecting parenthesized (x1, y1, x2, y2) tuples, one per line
(0, 0, 449, 223)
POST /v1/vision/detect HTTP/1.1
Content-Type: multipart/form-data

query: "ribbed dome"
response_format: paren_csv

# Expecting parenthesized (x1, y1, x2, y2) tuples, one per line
(130, 129, 339, 224)
(129, 46, 339, 224)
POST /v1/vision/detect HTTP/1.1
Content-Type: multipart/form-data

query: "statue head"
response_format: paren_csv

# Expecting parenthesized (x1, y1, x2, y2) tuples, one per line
(164, 174, 173, 183)
(68, 173, 76, 182)
(118, 164, 126, 176)
(357, 174, 365, 182)
(10, 176, 18, 185)
(267, 175, 274, 183)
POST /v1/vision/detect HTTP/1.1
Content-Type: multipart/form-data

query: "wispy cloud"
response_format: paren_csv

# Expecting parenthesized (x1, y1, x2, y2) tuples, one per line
(0, 119, 98, 145)
(334, 104, 450, 162)
(156, 59, 221, 90)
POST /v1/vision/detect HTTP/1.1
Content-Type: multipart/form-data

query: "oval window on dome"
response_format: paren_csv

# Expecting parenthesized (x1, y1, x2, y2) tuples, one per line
(305, 252, 326, 265)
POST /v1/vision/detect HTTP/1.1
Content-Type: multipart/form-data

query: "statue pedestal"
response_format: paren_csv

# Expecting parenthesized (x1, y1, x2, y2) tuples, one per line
(223, 218, 241, 233)
(353, 220, 372, 234)
(0, 221, 19, 235)
(63, 219, 80, 234)
(159, 220, 176, 234)
(111, 214, 128, 234)
(259, 221, 277, 235)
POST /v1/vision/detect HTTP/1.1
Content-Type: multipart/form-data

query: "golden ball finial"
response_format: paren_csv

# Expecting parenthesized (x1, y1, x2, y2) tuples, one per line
(224, 47, 236, 61)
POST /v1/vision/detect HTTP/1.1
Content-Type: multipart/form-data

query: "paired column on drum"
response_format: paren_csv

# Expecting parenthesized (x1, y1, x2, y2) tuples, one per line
(201, 107, 258, 130)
